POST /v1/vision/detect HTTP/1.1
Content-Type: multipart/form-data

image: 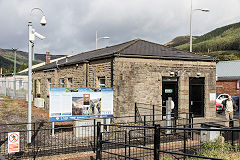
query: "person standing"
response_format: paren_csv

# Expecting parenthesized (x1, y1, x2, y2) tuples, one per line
(222, 95, 236, 127)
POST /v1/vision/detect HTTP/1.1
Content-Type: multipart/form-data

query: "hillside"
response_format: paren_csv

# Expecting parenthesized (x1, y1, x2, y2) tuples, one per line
(165, 36, 198, 47)
(0, 49, 66, 74)
(166, 22, 240, 61)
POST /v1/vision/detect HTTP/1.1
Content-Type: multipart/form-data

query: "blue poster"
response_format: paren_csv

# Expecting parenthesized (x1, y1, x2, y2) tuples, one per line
(49, 87, 113, 122)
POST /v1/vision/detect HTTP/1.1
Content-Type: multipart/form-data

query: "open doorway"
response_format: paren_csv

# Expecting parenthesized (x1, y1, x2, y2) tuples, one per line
(162, 77, 178, 119)
(189, 77, 205, 117)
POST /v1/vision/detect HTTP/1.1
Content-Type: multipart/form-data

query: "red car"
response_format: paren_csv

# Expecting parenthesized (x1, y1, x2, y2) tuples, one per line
(216, 102, 224, 113)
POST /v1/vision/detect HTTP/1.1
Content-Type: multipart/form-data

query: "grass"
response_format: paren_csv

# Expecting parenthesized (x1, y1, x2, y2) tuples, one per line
(160, 136, 240, 160)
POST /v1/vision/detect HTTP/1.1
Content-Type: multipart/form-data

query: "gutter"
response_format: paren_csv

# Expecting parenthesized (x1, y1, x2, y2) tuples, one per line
(113, 54, 215, 62)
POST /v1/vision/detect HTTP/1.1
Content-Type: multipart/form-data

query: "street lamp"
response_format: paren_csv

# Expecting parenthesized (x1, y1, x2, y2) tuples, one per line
(27, 8, 46, 143)
(96, 31, 110, 49)
(189, 0, 209, 52)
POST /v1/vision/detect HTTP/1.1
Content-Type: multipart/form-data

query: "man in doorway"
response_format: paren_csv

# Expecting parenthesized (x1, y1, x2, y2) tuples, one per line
(222, 95, 236, 127)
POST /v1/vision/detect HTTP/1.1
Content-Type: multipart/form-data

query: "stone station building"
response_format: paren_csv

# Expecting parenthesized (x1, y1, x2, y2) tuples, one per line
(32, 39, 216, 120)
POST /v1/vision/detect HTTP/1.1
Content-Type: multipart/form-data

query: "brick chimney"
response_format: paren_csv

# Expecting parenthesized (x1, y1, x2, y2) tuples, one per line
(45, 52, 50, 64)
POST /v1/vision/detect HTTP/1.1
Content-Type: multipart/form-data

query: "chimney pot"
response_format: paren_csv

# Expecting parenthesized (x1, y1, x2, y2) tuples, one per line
(46, 52, 50, 64)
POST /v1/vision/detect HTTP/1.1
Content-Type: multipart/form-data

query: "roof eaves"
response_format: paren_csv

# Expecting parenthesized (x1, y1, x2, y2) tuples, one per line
(116, 54, 214, 61)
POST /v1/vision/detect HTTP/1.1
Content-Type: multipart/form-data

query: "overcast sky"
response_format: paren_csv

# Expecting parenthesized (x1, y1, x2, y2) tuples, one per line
(0, 0, 239, 55)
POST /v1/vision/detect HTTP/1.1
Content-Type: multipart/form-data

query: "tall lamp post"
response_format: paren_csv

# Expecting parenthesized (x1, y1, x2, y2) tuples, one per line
(189, 0, 209, 52)
(96, 31, 110, 49)
(12, 48, 18, 98)
(27, 8, 47, 143)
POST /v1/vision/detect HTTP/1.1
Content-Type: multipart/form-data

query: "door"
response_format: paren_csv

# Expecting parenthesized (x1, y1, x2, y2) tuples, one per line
(189, 78, 205, 117)
(162, 77, 178, 118)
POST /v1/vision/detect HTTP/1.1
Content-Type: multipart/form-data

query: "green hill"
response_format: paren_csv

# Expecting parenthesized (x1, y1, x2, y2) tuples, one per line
(166, 22, 240, 61)
(0, 49, 66, 74)
(165, 36, 198, 47)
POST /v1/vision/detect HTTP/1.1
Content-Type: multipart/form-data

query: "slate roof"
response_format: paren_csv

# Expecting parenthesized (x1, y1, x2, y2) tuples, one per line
(217, 60, 240, 80)
(33, 39, 214, 72)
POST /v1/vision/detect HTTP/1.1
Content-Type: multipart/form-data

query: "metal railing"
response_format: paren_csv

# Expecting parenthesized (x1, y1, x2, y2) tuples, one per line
(0, 121, 97, 159)
(96, 121, 240, 160)
(0, 112, 193, 159)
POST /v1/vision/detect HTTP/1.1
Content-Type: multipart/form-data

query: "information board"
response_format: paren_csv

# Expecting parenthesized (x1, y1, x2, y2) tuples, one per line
(49, 87, 113, 121)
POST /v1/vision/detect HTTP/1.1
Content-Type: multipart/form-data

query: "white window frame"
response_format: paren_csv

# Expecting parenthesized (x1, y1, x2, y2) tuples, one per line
(47, 78, 51, 93)
(38, 79, 41, 94)
(98, 77, 106, 87)
(59, 78, 65, 87)
(237, 80, 239, 90)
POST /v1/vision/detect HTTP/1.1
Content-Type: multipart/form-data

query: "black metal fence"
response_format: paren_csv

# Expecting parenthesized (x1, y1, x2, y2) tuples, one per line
(97, 122, 240, 160)
(0, 121, 97, 159)
(1, 114, 234, 159)
(0, 112, 193, 159)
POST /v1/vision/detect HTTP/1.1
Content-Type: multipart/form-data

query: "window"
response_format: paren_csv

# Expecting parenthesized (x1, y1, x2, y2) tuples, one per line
(38, 79, 41, 94)
(47, 78, 51, 93)
(98, 77, 105, 87)
(59, 78, 64, 87)
(237, 80, 239, 90)
(68, 78, 72, 87)
(19, 80, 23, 88)
(48, 78, 51, 88)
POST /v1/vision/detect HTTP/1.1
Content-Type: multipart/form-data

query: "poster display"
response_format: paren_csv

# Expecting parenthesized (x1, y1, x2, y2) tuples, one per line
(49, 87, 113, 122)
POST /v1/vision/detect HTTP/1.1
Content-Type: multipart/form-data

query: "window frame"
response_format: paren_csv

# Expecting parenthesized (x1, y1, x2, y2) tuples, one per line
(98, 77, 106, 87)
(59, 78, 65, 87)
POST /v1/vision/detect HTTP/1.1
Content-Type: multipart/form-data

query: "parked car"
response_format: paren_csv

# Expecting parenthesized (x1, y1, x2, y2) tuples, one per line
(216, 102, 224, 113)
(216, 94, 229, 104)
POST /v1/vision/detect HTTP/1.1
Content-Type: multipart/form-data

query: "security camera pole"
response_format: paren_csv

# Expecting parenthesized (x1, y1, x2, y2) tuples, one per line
(27, 8, 46, 144)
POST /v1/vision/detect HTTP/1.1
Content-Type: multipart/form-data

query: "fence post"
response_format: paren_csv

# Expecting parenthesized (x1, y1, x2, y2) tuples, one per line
(125, 130, 127, 160)
(152, 105, 155, 126)
(154, 124, 160, 160)
(183, 125, 186, 160)
(94, 119, 96, 153)
(96, 122, 102, 160)
(144, 115, 146, 146)
(129, 131, 131, 159)
(135, 103, 137, 123)
(188, 113, 192, 137)
(232, 120, 234, 146)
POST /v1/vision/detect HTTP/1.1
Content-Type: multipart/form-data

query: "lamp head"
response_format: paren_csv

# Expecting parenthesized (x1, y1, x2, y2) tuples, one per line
(40, 16, 47, 26)
(201, 9, 210, 12)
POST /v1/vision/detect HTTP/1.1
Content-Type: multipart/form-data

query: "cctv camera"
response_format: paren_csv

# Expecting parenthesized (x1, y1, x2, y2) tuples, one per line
(34, 31, 46, 40)
(40, 16, 47, 26)
(196, 73, 201, 76)
(170, 72, 175, 76)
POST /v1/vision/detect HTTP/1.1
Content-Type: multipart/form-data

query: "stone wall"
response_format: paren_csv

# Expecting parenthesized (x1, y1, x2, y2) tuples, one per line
(113, 57, 216, 119)
(216, 80, 239, 95)
(32, 56, 216, 119)
(32, 58, 112, 108)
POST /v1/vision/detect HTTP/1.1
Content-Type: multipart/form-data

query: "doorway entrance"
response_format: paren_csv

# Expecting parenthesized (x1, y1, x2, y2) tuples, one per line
(162, 77, 178, 118)
(189, 77, 205, 117)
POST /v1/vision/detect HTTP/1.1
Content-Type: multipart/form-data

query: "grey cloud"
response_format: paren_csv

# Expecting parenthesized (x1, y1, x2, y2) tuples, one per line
(0, 0, 239, 55)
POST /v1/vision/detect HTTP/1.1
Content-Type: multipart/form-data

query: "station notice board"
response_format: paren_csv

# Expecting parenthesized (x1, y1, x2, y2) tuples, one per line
(8, 132, 20, 153)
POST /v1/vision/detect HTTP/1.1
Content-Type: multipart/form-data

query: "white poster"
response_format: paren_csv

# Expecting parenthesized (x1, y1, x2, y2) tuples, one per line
(210, 93, 216, 102)
(49, 87, 113, 121)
